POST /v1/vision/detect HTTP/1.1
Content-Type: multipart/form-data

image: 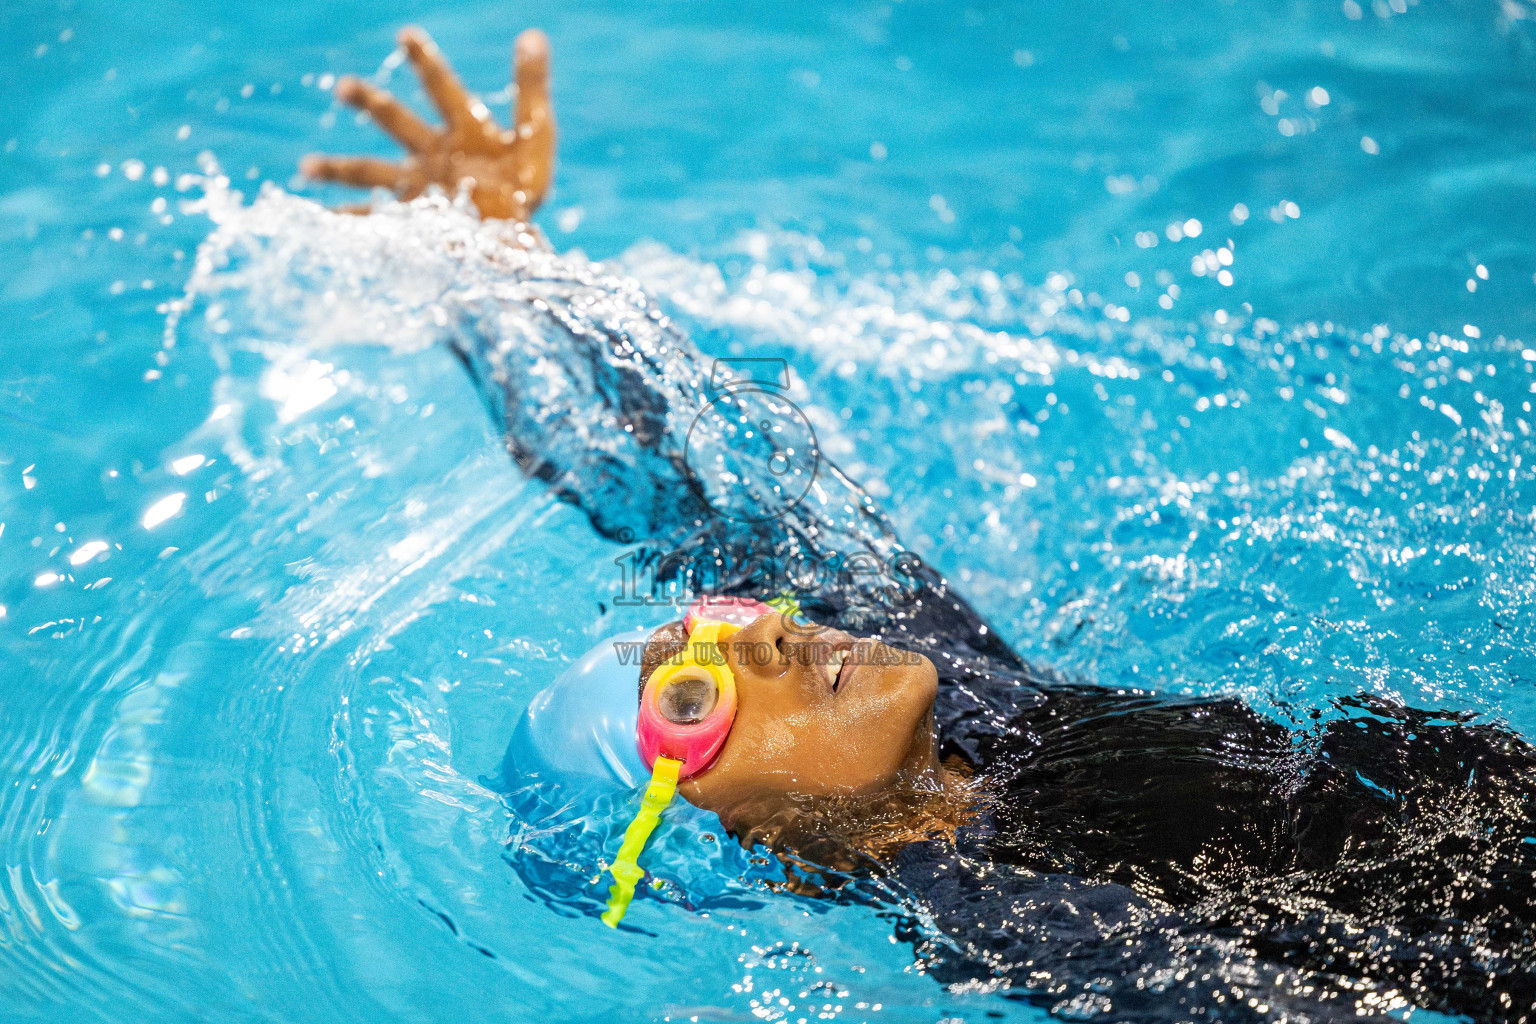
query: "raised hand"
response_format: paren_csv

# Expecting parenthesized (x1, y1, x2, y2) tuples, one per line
(301, 26, 555, 221)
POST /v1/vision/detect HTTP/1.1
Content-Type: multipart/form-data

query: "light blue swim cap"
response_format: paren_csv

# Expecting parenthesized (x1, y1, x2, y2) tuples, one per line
(509, 627, 652, 793)
(500, 628, 785, 923)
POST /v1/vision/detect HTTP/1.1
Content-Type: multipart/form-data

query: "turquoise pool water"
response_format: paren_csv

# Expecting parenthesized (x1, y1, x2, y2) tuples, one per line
(3, 0, 1536, 1020)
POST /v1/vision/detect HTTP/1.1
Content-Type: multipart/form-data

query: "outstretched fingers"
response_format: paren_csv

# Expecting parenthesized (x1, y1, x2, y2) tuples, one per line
(399, 26, 481, 134)
(300, 155, 404, 190)
(335, 76, 436, 153)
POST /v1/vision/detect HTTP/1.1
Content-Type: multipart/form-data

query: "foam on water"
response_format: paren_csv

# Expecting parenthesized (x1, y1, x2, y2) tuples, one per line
(5, 0, 1536, 1017)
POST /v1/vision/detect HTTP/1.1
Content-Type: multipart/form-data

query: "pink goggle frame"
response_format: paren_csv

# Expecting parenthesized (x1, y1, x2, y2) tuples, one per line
(635, 597, 775, 778)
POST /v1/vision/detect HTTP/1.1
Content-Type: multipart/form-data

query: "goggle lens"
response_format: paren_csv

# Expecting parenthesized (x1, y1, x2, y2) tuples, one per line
(656, 673, 718, 724)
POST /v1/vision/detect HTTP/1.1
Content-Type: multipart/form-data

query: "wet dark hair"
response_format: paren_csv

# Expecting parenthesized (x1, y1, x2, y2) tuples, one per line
(637, 620, 687, 698)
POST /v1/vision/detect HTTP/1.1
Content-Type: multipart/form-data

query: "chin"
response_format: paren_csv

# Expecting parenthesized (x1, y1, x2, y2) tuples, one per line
(866, 648, 941, 781)
(911, 651, 939, 700)
(881, 645, 938, 710)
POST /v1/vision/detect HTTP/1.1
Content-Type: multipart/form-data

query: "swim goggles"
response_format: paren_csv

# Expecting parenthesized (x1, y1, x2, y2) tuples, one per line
(601, 594, 797, 926)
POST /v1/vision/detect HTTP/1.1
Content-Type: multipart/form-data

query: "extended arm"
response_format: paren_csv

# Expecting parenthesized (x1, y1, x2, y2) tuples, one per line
(291, 29, 1021, 671)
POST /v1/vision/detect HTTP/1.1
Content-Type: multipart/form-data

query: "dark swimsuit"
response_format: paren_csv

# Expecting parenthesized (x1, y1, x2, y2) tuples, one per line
(460, 256, 1536, 1023)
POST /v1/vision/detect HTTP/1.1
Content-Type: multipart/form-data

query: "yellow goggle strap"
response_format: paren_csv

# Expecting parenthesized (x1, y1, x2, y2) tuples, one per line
(646, 619, 739, 695)
(600, 755, 682, 927)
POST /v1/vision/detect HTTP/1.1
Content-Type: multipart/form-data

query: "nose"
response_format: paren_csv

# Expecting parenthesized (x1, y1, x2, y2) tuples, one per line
(731, 611, 795, 681)
(731, 612, 848, 684)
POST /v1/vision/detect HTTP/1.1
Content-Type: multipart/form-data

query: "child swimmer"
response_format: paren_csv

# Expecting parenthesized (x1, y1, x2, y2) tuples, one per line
(302, 28, 1536, 1023)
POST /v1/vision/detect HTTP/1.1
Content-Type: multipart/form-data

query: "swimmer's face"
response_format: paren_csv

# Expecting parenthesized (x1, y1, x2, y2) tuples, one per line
(641, 613, 941, 821)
